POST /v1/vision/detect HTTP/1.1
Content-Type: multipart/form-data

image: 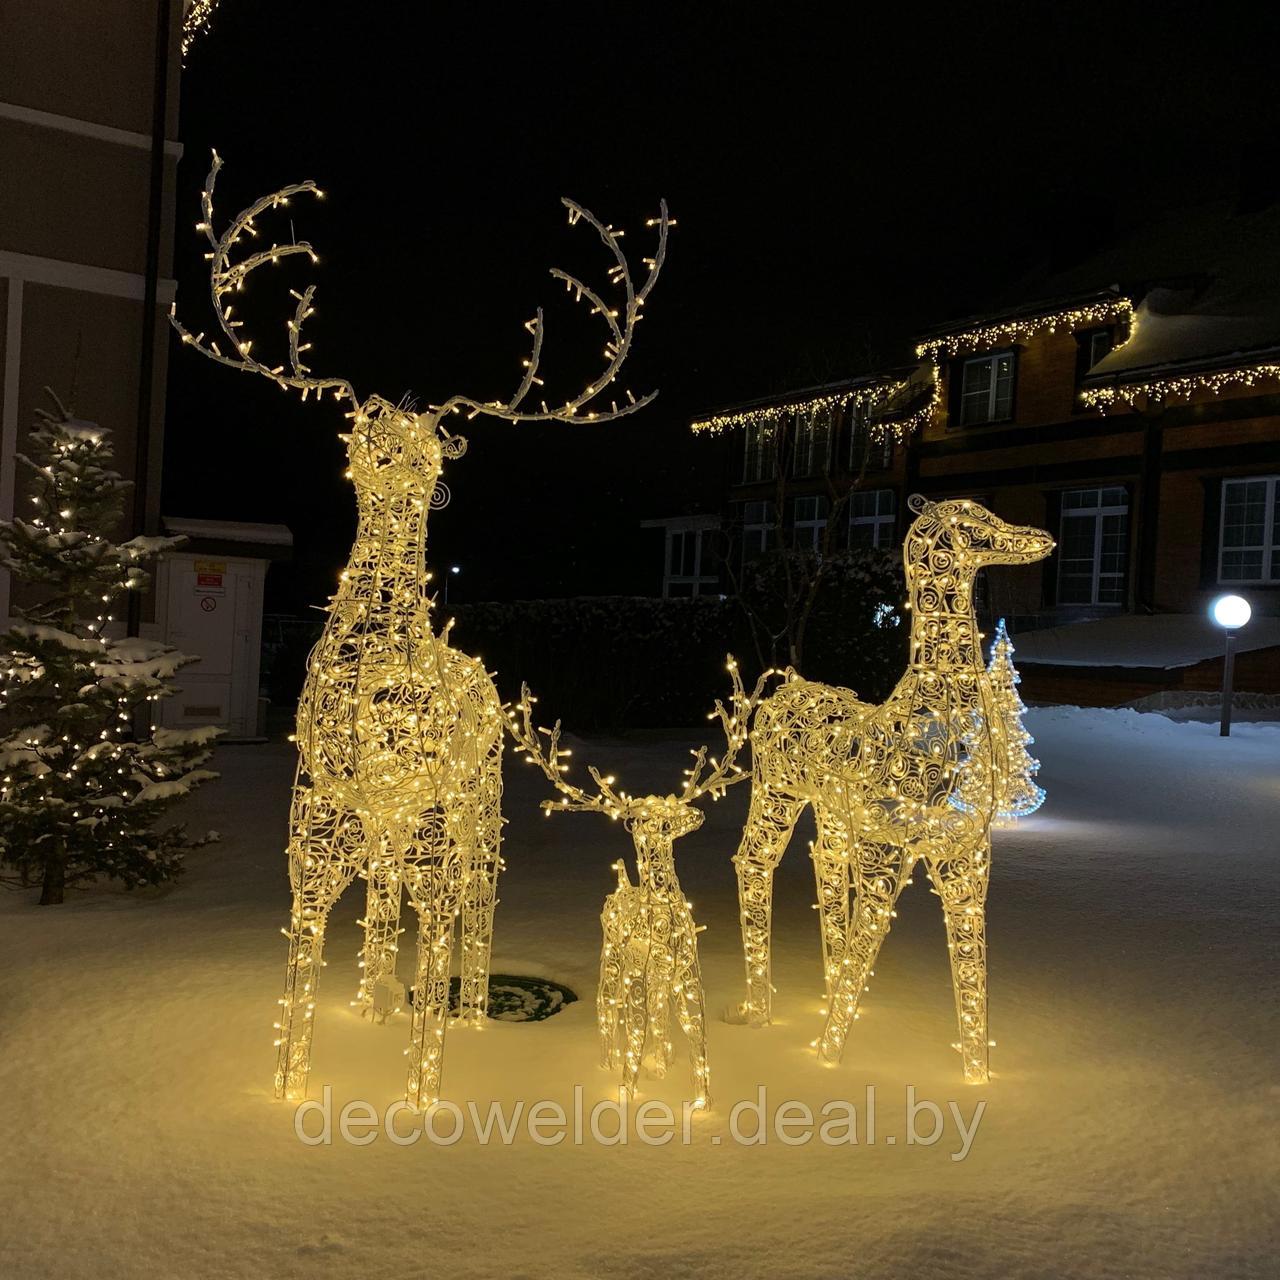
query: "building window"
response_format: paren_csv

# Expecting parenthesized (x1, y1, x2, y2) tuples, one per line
(742, 419, 778, 483)
(1084, 327, 1113, 370)
(740, 500, 775, 564)
(1219, 476, 1280, 584)
(849, 401, 893, 471)
(792, 495, 828, 551)
(793, 406, 834, 477)
(849, 488, 896, 549)
(663, 525, 719, 597)
(958, 351, 1016, 426)
(1057, 486, 1130, 605)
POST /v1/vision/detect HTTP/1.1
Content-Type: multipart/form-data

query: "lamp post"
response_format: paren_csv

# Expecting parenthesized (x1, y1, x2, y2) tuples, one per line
(1210, 594, 1251, 737)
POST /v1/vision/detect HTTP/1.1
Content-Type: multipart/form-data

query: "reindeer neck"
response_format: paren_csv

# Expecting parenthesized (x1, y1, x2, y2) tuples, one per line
(337, 487, 433, 617)
(628, 818, 683, 899)
(906, 565, 982, 674)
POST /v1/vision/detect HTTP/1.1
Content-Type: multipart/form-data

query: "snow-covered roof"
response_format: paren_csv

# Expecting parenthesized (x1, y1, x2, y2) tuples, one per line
(162, 517, 293, 546)
(1013, 613, 1280, 670)
(1086, 286, 1280, 382)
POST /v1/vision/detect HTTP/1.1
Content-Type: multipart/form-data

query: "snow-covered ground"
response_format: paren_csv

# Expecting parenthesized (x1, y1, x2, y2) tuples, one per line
(2, 707, 1278, 1279)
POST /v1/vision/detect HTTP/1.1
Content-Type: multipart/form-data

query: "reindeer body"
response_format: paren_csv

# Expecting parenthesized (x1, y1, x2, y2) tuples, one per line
(512, 659, 767, 1109)
(274, 401, 505, 1108)
(172, 154, 670, 1108)
(598, 800, 710, 1105)
(735, 498, 1053, 1083)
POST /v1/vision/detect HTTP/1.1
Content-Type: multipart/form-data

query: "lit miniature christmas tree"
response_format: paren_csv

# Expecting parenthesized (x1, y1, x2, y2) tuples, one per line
(0, 391, 219, 905)
(950, 617, 1045, 822)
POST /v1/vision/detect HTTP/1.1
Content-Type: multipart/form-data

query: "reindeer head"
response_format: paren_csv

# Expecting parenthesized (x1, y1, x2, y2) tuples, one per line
(171, 153, 672, 505)
(906, 495, 1055, 568)
(340, 400, 466, 506)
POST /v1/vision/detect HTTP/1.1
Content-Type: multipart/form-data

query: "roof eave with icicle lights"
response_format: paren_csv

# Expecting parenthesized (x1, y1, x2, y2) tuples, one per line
(915, 290, 1134, 362)
(1079, 344, 1280, 411)
(689, 367, 924, 437)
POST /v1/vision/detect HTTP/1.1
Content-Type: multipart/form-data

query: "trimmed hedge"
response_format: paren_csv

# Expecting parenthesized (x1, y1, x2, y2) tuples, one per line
(262, 553, 909, 730)
(450, 595, 737, 729)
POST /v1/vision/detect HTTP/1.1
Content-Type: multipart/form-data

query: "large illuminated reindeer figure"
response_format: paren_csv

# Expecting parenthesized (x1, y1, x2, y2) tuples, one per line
(510, 659, 770, 1108)
(172, 152, 670, 1109)
(734, 497, 1053, 1082)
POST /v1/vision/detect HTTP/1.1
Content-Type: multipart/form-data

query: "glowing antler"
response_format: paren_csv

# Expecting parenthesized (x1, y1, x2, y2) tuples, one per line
(680, 657, 773, 803)
(507, 687, 630, 819)
(169, 151, 357, 407)
(438, 198, 673, 425)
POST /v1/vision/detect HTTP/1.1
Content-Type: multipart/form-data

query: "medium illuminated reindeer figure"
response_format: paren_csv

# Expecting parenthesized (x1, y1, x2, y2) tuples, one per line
(734, 498, 1053, 1082)
(172, 151, 670, 1108)
(510, 659, 769, 1108)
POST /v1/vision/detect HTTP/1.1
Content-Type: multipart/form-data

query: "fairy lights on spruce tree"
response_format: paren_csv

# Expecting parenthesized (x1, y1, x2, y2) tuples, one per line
(172, 151, 670, 1109)
(950, 618, 1045, 822)
(734, 498, 1054, 1083)
(510, 658, 770, 1109)
(0, 392, 219, 904)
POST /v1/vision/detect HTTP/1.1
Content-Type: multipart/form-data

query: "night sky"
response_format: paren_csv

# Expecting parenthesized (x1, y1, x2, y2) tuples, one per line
(164, 2, 1278, 613)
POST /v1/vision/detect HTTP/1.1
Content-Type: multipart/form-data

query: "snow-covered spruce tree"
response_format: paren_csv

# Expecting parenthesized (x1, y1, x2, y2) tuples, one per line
(0, 391, 219, 904)
(950, 618, 1045, 822)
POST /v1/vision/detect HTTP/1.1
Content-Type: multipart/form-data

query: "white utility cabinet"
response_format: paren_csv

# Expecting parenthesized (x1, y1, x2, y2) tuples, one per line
(153, 518, 292, 741)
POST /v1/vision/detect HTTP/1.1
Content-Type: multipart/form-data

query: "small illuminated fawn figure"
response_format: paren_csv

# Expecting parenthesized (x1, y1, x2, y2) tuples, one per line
(510, 659, 770, 1109)
(171, 151, 670, 1109)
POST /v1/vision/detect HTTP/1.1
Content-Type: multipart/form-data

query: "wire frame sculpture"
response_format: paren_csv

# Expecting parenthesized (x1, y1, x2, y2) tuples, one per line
(949, 617, 1045, 821)
(172, 151, 671, 1109)
(734, 498, 1054, 1083)
(509, 658, 770, 1109)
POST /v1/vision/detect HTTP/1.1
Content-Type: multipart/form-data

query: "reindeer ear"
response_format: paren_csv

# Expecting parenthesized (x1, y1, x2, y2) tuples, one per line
(440, 431, 468, 460)
(906, 493, 933, 516)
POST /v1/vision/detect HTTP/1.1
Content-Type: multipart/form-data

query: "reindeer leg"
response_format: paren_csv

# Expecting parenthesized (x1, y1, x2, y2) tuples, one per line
(927, 841, 992, 1084)
(458, 740, 503, 1027)
(619, 914, 652, 1098)
(811, 806, 852, 1010)
(403, 822, 461, 1111)
(356, 841, 402, 1015)
(598, 867, 634, 1069)
(643, 934, 675, 1079)
(815, 840, 904, 1066)
(273, 785, 361, 1101)
(673, 930, 711, 1109)
(733, 785, 804, 1026)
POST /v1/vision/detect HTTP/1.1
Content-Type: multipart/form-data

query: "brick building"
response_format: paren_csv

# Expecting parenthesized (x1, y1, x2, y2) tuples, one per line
(664, 209, 1280, 698)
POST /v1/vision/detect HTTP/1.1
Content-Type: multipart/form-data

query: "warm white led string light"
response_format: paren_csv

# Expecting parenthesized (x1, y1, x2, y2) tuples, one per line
(172, 151, 670, 1109)
(734, 498, 1054, 1083)
(509, 658, 770, 1109)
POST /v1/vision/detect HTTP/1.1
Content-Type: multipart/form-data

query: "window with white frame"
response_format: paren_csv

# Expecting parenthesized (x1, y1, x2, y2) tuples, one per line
(740, 500, 775, 564)
(741, 418, 778, 483)
(663, 525, 719, 597)
(793, 406, 833, 477)
(1057, 486, 1129, 605)
(849, 400, 893, 471)
(1219, 476, 1280, 584)
(849, 488, 896, 548)
(959, 350, 1017, 426)
(792, 495, 828, 551)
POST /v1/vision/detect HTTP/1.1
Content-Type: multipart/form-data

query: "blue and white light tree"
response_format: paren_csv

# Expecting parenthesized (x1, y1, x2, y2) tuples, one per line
(951, 618, 1045, 821)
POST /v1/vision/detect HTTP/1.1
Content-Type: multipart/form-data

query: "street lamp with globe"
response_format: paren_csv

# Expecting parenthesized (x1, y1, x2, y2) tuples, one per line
(1210, 594, 1251, 736)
